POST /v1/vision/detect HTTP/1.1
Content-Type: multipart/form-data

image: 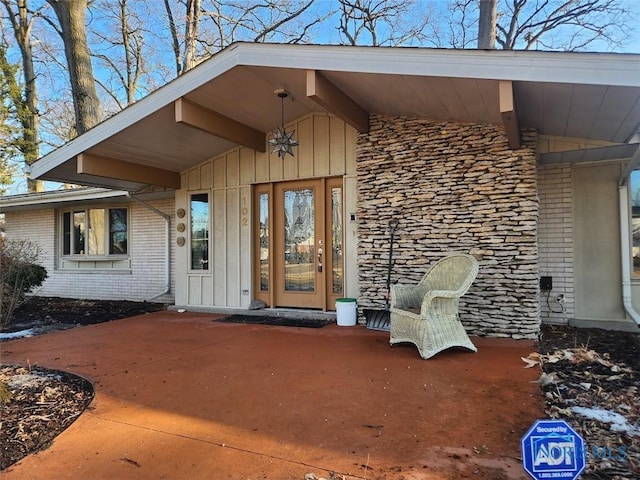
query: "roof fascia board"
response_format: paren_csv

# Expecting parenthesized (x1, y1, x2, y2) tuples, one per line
(32, 43, 640, 179)
(0, 188, 128, 209)
(232, 43, 640, 87)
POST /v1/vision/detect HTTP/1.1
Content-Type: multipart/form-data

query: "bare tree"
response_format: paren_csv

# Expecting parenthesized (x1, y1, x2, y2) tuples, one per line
(39, 96, 76, 146)
(91, 0, 147, 109)
(163, 0, 201, 76)
(1, 0, 42, 191)
(183, 0, 200, 71)
(442, 0, 634, 51)
(478, 0, 497, 48)
(497, 0, 632, 51)
(244, 0, 316, 43)
(163, 0, 325, 76)
(45, 0, 101, 134)
(336, 0, 432, 46)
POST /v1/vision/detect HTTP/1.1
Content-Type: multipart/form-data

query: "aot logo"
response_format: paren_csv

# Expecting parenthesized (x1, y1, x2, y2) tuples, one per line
(521, 420, 586, 480)
(532, 435, 577, 470)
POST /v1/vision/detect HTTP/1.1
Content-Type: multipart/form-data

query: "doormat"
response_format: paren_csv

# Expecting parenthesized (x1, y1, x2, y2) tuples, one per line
(214, 315, 334, 328)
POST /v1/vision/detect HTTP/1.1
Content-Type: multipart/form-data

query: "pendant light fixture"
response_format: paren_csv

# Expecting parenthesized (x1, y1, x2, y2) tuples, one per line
(268, 89, 299, 160)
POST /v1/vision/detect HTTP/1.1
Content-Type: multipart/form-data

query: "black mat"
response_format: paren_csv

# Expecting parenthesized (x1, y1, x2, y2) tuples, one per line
(214, 314, 333, 328)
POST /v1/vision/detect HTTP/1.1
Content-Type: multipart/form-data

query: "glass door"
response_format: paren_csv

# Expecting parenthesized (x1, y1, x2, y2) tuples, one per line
(256, 178, 344, 310)
(274, 180, 324, 308)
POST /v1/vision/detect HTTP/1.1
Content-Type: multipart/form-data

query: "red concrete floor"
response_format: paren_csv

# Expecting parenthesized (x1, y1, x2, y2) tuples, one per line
(0, 311, 544, 479)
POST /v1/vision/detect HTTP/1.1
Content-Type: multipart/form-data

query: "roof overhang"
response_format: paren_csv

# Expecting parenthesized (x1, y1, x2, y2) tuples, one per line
(539, 144, 640, 165)
(31, 43, 640, 191)
(0, 187, 173, 212)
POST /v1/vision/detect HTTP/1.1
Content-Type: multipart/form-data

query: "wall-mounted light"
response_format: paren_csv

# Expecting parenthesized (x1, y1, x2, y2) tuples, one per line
(268, 89, 299, 160)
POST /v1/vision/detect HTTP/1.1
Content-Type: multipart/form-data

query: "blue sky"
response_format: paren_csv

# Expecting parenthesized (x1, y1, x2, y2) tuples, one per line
(4, 0, 640, 194)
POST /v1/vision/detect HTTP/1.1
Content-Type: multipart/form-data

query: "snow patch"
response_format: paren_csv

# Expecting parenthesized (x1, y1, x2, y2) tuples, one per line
(0, 329, 36, 340)
(572, 406, 640, 436)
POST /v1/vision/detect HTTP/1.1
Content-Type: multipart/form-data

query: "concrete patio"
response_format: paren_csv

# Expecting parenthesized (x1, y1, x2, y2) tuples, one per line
(1, 311, 544, 479)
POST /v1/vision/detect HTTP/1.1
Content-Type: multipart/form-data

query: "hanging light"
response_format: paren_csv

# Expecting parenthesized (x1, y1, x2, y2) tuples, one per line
(268, 89, 299, 160)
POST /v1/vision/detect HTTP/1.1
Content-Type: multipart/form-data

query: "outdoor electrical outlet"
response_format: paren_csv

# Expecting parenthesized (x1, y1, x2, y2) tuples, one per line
(540, 276, 552, 291)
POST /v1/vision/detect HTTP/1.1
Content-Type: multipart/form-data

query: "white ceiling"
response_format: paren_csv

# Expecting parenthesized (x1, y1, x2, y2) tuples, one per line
(31, 43, 640, 192)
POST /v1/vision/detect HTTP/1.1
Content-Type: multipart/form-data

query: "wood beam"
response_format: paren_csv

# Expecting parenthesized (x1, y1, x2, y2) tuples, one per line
(77, 153, 181, 189)
(175, 97, 266, 152)
(306, 70, 369, 133)
(499, 80, 521, 149)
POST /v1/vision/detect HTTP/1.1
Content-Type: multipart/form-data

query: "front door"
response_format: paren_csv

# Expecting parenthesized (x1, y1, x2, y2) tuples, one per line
(274, 180, 323, 308)
(255, 178, 344, 310)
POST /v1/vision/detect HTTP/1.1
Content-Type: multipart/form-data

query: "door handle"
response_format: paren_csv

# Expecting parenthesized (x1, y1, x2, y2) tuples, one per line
(317, 246, 323, 272)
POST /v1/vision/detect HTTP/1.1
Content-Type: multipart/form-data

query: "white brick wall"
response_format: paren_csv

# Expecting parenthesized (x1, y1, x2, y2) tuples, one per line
(3, 198, 175, 302)
(537, 164, 574, 324)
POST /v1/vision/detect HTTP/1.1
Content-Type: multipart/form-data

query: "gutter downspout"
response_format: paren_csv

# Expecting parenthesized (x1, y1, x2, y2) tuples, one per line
(618, 144, 640, 326)
(128, 194, 171, 301)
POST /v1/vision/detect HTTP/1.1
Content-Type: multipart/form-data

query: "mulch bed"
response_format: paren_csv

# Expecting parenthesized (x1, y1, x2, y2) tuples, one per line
(1, 298, 639, 478)
(1, 296, 166, 470)
(0, 365, 94, 470)
(532, 324, 640, 479)
(4, 296, 167, 334)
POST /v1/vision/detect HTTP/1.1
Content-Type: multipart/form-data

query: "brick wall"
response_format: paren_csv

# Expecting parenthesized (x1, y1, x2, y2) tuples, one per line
(356, 115, 540, 339)
(537, 164, 574, 324)
(4, 199, 175, 302)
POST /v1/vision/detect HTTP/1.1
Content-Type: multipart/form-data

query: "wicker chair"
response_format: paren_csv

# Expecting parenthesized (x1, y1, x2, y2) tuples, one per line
(389, 253, 479, 359)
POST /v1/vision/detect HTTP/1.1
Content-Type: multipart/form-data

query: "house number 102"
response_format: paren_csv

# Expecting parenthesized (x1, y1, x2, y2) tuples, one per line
(241, 196, 248, 226)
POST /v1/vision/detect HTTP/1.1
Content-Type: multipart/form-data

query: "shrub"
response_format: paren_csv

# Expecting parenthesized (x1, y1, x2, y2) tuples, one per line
(0, 238, 48, 330)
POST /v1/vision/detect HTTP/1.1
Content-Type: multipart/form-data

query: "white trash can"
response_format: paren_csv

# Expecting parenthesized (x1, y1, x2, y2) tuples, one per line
(336, 298, 357, 326)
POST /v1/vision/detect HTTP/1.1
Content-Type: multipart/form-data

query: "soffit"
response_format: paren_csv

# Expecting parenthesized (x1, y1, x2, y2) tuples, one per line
(31, 44, 640, 191)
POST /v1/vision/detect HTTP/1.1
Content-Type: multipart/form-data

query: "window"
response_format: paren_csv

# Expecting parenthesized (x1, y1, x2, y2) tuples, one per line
(631, 171, 640, 277)
(109, 209, 128, 254)
(258, 191, 269, 291)
(62, 208, 128, 256)
(190, 193, 209, 270)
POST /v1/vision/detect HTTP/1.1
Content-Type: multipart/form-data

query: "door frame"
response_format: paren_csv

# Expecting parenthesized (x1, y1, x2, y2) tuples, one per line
(253, 177, 344, 311)
(274, 179, 325, 308)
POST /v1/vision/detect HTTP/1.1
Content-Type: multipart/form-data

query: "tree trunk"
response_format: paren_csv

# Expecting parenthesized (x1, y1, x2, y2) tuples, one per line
(182, 0, 201, 73)
(1, 0, 42, 191)
(477, 0, 497, 49)
(47, 0, 101, 135)
(17, 0, 41, 191)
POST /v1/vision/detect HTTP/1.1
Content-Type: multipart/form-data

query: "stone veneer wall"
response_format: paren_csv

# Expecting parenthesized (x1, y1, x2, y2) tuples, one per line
(356, 115, 540, 339)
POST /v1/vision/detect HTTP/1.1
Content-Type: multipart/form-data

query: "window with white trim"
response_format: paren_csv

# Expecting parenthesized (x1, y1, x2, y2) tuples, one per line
(61, 207, 128, 257)
(631, 171, 640, 277)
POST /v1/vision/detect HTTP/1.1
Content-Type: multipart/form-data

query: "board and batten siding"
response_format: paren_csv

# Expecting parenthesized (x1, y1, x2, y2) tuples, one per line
(175, 113, 358, 308)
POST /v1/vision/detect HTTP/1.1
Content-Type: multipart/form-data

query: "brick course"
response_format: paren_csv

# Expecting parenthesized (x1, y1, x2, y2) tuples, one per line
(537, 164, 574, 324)
(3, 199, 174, 302)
